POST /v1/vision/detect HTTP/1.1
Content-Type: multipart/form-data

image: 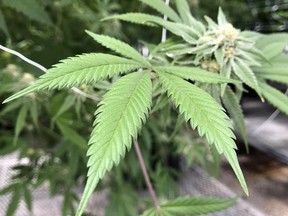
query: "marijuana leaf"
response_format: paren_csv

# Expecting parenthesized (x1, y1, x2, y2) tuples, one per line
(104, 13, 198, 44)
(231, 58, 261, 96)
(259, 81, 288, 115)
(157, 71, 248, 195)
(223, 87, 248, 152)
(140, 0, 181, 22)
(86, 31, 150, 66)
(155, 66, 240, 84)
(76, 71, 152, 216)
(142, 196, 236, 216)
(3, 54, 143, 103)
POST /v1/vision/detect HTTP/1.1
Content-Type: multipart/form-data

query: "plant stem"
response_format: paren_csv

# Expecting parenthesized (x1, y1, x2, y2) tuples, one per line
(133, 139, 160, 211)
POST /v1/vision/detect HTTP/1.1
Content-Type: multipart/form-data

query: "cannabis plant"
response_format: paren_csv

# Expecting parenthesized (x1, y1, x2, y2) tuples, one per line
(3, 0, 288, 215)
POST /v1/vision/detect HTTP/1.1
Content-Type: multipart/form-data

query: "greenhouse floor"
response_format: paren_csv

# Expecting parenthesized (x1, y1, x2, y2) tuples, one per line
(221, 151, 288, 216)
(1, 97, 288, 216)
(1, 152, 282, 216)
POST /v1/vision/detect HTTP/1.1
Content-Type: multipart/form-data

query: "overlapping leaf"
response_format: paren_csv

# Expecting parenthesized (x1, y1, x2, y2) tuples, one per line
(175, 0, 193, 25)
(86, 31, 150, 66)
(259, 81, 288, 115)
(76, 71, 152, 216)
(104, 13, 198, 44)
(142, 196, 235, 216)
(3, 54, 143, 103)
(231, 58, 261, 95)
(157, 71, 248, 195)
(140, 0, 181, 22)
(223, 87, 248, 151)
(155, 66, 240, 84)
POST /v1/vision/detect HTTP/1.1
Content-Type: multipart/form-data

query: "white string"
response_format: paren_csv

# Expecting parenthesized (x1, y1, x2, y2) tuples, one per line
(161, 0, 170, 42)
(252, 88, 288, 135)
(252, 47, 288, 135)
(0, 44, 48, 72)
(0, 44, 100, 101)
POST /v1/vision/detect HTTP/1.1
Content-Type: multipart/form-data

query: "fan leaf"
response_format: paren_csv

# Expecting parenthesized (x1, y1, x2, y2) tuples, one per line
(140, 0, 181, 22)
(231, 58, 261, 96)
(142, 196, 235, 216)
(86, 31, 150, 66)
(3, 54, 142, 103)
(259, 81, 288, 115)
(104, 13, 198, 44)
(103, 13, 161, 26)
(161, 196, 235, 215)
(155, 66, 240, 84)
(223, 87, 248, 152)
(76, 71, 152, 216)
(157, 71, 248, 195)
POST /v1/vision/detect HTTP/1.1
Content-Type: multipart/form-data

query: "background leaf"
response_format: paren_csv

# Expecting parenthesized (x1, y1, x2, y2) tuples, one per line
(2, 0, 52, 26)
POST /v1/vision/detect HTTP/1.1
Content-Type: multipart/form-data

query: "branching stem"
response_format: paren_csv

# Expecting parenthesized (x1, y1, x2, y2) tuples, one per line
(133, 139, 160, 211)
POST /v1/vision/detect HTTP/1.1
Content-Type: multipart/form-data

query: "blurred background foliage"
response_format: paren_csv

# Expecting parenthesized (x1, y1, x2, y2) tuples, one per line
(0, 0, 287, 215)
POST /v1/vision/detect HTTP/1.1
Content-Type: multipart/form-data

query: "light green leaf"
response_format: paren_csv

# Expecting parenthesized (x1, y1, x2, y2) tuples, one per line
(255, 65, 288, 74)
(161, 196, 235, 215)
(255, 61, 288, 85)
(104, 13, 198, 44)
(142, 196, 235, 216)
(157, 72, 248, 195)
(217, 7, 227, 25)
(175, 0, 191, 24)
(57, 121, 87, 149)
(255, 33, 288, 54)
(223, 87, 248, 152)
(155, 66, 240, 84)
(256, 73, 288, 86)
(204, 16, 218, 30)
(175, 0, 205, 34)
(259, 82, 288, 115)
(260, 42, 287, 60)
(52, 95, 76, 122)
(2, 0, 52, 25)
(3, 54, 142, 103)
(231, 58, 261, 96)
(86, 31, 150, 66)
(76, 71, 152, 216)
(215, 47, 225, 68)
(220, 61, 232, 95)
(14, 104, 29, 144)
(103, 13, 161, 26)
(140, 0, 181, 22)
(141, 208, 159, 216)
(237, 50, 262, 67)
